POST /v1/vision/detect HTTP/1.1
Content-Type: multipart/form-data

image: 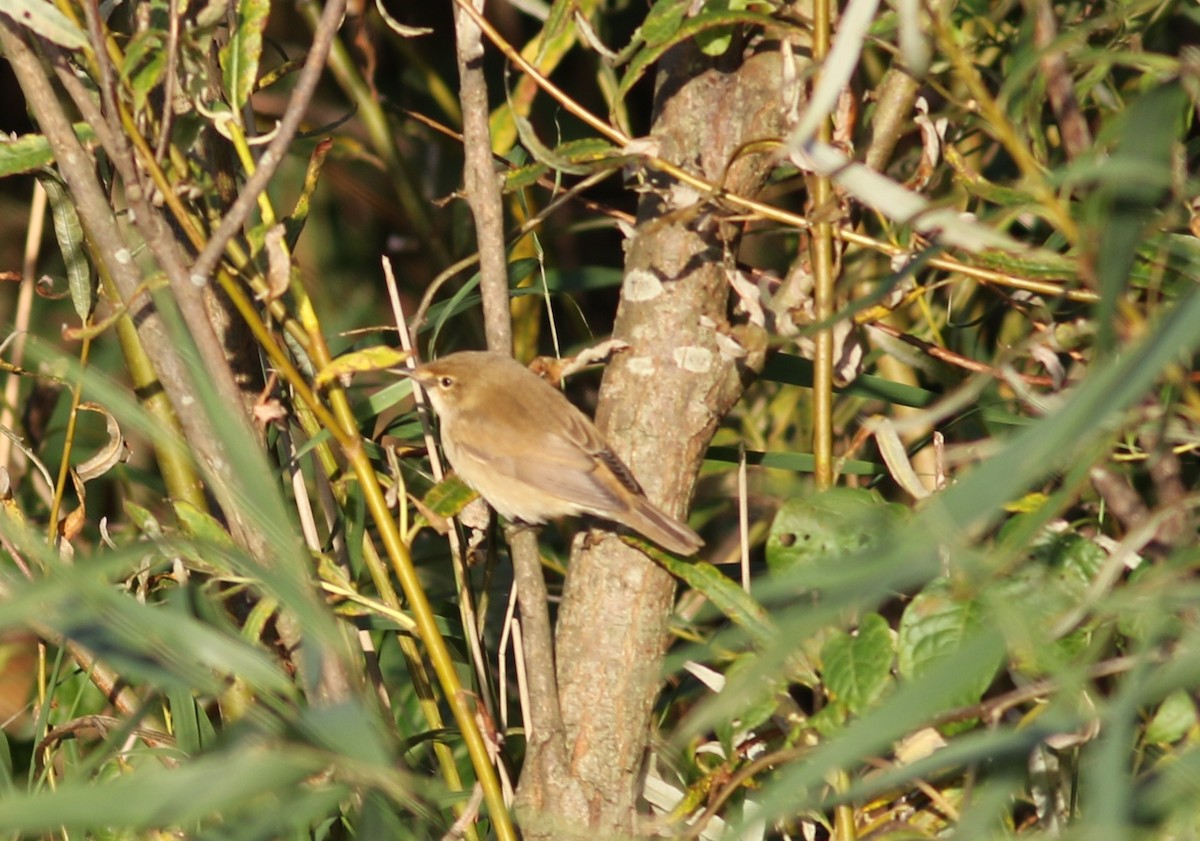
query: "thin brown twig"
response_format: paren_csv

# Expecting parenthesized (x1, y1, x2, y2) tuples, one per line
(403, 107, 635, 226)
(451, 0, 571, 819)
(410, 167, 623, 335)
(867, 321, 1060, 387)
(0, 182, 46, 472)
(153, 0, 182, 163)
(454, 0, 512, 356)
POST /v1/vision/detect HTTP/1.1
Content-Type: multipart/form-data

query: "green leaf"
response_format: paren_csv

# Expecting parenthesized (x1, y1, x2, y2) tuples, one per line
(654, 558, 776, 647)
(694, 0, 755, 57)
(821, 613, 895, 716)
(897, 580, 1003, 711)
(48, 580, 295, 697)
(297, 701, 395, 766)
(0, 744, 333, 831)
(173, 500, 236, 548)
(285, 137, 334, 249)
(503, 138, 623, 192)
(130, 50, 167, 114)
(766, 487, 907, 576)
(38, 172, 93, 321)
(2, 0, 88, 49)
(715, 654, 791, 735)
(618, 9, 796, 101)
(123, 500, 164, 538)
(762, 353, 939, 409)
(705, 446, 885, 477)
(1089, 82, 1187, 352)
(121, 28, 166, 112)
(642, 0, 689, 46)
(0, 125, 97, 177)
(220, 0, 270, 111)
(422, 475, 479, 519)
(1145, 690, 1197, 746)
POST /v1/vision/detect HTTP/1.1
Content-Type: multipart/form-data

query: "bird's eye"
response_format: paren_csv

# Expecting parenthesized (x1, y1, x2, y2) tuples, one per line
(439, 376, 454, 389)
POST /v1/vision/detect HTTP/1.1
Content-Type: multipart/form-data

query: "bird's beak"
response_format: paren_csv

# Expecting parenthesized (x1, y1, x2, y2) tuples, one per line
(392, 366, 422, 382)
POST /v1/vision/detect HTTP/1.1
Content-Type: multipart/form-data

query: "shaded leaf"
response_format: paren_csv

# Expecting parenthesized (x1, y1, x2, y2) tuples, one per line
(897, 580, 1003, 712)
(0, 125, 96, 177)
(821, 612, 894, 716)
(38, 172, 92, 321)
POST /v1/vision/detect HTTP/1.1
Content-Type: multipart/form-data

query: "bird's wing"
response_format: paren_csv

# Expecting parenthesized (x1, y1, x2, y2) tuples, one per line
(451, 405, 626, 515)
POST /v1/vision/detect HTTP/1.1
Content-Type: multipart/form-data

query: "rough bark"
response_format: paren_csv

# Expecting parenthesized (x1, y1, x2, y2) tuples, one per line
(516, 34, 798, 838)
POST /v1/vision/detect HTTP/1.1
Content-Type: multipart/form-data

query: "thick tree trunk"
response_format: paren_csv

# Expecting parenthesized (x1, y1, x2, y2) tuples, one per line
(516, 32, 801, 837)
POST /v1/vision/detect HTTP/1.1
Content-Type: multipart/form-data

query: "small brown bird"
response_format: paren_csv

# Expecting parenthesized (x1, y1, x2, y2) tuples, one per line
(405, 351, 703, 555)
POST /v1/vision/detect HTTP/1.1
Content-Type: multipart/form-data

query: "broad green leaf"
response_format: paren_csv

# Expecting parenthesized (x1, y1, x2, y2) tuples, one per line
(123, 500, 164, 538)
(130, 50, 167, 114)
(821, 612, 895, 716)
(173, 500, 236, 548)
(753, 629, 1009, 821)
(120, 28, 163, 81)
(766, 487, 907, 576)
(121, 28, 165, 112)
(897, 580, 1002, 711)
(1145, 690, 1197, 746)
(297, 700, 395, 766)
(714, 654, 791, 737)
(316, 346, 410, 386)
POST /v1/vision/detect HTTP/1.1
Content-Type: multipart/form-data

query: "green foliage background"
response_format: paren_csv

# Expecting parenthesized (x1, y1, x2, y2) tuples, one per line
(0, 0, 1197, 838)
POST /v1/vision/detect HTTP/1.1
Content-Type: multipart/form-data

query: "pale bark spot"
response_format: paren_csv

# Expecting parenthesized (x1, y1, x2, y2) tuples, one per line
(672, 346, 712, 372)
(624, 269, 663, 301)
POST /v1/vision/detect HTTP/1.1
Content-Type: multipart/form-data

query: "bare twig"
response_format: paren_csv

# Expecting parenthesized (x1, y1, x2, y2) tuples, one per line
(1030, 0, 1092, 160)
(0, 182, 45, 473)
(453, 0, 512, 355)
(450, 5, 569, 827)
(867, 321, 1061, 386)
(154, 0, 183, 163)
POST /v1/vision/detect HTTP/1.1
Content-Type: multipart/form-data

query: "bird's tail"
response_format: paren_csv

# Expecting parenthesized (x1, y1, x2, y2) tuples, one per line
(620, 498, 703, 556)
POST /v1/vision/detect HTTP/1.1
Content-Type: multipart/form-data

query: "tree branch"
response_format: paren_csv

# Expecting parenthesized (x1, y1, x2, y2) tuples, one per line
(524, 36, 791, 836)
(453, 0, 512, 355)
